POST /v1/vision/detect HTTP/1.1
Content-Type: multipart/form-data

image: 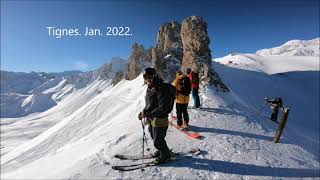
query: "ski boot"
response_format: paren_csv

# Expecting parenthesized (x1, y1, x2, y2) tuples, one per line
(152, 150, 172, 164)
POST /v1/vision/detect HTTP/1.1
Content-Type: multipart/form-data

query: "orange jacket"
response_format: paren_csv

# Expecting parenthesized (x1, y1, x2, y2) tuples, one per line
(172, 74, 190, 104)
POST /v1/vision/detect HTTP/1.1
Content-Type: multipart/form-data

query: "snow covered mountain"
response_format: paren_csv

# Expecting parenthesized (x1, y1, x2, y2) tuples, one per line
(2, 71, 64, 94)
(256, 38, 319, 56)
(1, 54, 319, 178)
(0, 57, 128, 118)
(1, 71, 74, 117)
(94, 57, 128, 83)
(215, 53, 319, 74)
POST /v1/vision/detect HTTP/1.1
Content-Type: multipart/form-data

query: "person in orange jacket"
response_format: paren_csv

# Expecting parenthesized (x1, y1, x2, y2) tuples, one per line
(172, 71, 191, 128)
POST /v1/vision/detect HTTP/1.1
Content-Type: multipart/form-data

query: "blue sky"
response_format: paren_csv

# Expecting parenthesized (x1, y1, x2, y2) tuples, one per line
(1, 0, 319, 72)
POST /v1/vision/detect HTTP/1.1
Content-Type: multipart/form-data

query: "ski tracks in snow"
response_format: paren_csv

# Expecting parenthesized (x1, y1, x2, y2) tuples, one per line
(2, 75, 319, 179)
(1, 93, 137, 174)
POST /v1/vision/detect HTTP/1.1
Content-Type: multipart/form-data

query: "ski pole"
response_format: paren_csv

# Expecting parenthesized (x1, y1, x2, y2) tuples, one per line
(142, 118, 150, 151)
(141, 119, 145, 157)
(140, 118, 150, 171)
(140, 119, 145, 172)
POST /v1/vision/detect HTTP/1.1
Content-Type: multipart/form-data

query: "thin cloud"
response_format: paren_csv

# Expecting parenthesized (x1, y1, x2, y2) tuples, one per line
(74, 61, 90, 71)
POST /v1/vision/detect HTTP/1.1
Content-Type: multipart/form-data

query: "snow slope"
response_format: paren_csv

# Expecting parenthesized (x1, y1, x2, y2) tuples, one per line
(1, 56, 319, 179)
(1, 79, 112, 156)
(215, 54, 320, 157)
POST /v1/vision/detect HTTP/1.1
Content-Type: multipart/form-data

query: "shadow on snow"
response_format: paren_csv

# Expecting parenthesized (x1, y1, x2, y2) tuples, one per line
(161, 155, 320, 178)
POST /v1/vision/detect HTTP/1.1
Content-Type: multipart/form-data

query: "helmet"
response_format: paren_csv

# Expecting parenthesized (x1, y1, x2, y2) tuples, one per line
(143, 67, 157, 80)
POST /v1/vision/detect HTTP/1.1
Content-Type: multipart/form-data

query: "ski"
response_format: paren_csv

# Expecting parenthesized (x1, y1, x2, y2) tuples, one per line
(112, 156, 189, 171)
(112, 149, 200, 171)
(112, 162, 157, 171)
(112, 161, 155, 169)
(114, 154, 154, 160)
(114, 148, 199, 161)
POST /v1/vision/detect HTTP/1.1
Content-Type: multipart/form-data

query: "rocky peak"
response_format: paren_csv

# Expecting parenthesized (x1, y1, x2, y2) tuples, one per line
(181, 16, 229, 92)
(125, 43, 152, 80)
(156, 21, 183, 59)
(152, 21, 183, 82)
(124, 16, 229, 91)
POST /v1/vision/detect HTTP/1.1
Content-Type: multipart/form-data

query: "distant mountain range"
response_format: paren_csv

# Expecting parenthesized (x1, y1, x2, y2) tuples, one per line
(0, 57, 127, 118)
(256, 38, 319, 56)
(1, 38, 319, 118)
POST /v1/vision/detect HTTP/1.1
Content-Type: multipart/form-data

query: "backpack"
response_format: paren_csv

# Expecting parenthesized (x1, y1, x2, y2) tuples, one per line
(191, 72, 200, 84)
(179, 76, 192, 96)
(162, 83, 176, 114)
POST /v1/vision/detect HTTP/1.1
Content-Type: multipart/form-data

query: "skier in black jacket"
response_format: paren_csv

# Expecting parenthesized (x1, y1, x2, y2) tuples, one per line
(265, 97, 283, 122)
(138, 68, 173, 164)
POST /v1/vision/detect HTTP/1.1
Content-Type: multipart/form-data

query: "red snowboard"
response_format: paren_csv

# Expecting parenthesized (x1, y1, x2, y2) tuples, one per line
(169, 115, 202, 139)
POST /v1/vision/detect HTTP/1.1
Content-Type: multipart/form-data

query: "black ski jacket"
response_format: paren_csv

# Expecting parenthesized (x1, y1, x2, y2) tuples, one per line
(267, 99, 282, 109)
(143, 77, 170, 119)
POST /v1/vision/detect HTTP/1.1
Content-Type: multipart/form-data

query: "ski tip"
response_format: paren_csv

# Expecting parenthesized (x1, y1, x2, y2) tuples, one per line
(114, 154, 123, 158)
(112, 166, 124, 171)
(114, 154, 128, 160)
(189, 132, 201, 139)
(189, 148, 200, 153)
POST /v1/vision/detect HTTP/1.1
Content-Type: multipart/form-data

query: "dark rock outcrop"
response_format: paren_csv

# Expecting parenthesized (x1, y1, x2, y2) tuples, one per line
(125, 43, 152, 80)
(180, 16, 229, 92)
(112, 70, 124, 85)
(124, 16, 229, 92)
(152, 21, 183, 82)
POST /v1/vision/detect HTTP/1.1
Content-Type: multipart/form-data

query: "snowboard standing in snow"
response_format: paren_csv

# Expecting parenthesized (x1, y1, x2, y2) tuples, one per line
(112, 148, 201, 171)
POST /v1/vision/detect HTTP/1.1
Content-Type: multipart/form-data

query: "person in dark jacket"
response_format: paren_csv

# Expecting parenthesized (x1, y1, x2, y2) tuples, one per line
(138, 68, 171, 164)
(265, 97, 283, 122)
(186, 68, 200, 108)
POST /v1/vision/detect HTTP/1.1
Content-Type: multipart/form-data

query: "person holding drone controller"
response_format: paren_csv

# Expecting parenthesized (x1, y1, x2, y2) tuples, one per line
(264, 97, 283, 122)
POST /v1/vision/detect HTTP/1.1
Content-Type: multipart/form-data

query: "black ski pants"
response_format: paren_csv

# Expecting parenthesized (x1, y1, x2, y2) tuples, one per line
(148, 126, 170, 157)
(271, 108, 279, 121)
(176, 103, 189, 126)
